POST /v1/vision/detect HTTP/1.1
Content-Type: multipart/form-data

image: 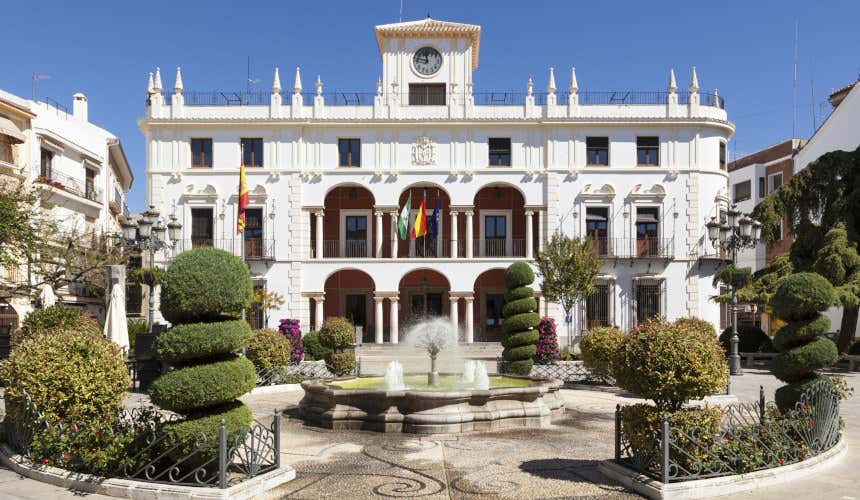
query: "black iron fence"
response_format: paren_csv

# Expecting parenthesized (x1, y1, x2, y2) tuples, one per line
(614, 380, 841, 483)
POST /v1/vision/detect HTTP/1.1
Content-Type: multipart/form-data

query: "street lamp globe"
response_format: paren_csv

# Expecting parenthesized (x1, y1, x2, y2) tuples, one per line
(137, 216, 152, 240)
(752, 220, 762, 242)
(706, 217, 721, 242)
(153, 218, 167, 243)
(121, 219, 138, 242)
(738, 215, 753, 238)
(726, 206, 741, 228)
(718, 223, 731, 245)
(167, 214, 182, 242)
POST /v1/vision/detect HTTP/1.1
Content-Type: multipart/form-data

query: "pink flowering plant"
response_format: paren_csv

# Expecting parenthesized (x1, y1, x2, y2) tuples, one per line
(278, 318, 304, 362)
(534, 317, 560, 364)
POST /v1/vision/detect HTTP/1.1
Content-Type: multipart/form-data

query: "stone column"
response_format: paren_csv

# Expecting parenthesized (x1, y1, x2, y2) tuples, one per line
(389, 296, 399, 344)
(464, 295, 474, 343)
(374, 211, 384, 258)
(464, 210, 474, 259)
(449, 294, 459, 332)
(314, 210, 324, 259)
(314, 294, 325, 331)
(374, 294, 384, 344)
(390, 210, 398, 259)
(525, 210, 534, 259)
(449, 211, 459, 258)
(537, 209, 545, 252)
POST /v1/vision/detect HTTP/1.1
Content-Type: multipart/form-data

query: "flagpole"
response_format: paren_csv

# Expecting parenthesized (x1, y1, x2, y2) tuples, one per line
(240, 142, 246, 322)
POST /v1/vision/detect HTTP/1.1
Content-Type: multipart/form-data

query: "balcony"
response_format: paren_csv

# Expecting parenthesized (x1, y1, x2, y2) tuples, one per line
(475, 238, 526, 258)
(36, 169, 101, 203)
(171, 238, 275, 261)
(593, 238, 674, 259)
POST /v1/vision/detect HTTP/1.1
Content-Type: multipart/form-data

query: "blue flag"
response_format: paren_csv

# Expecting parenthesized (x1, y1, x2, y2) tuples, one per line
(429, 197, 441, 236)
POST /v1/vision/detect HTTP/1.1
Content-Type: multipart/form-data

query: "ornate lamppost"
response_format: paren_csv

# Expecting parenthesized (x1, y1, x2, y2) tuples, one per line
(120, 205, 181, 334)
(706, 205, 762, 376)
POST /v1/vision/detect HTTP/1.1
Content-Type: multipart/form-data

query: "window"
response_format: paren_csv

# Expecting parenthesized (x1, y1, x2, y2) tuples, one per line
(636, 136, 659, 166)
(338, 139, 361, 167)
(84, 169, 97, 201)
(758, 177, 766, 198)
(733, 180, 751, 202)
(40, 148, 53, 178)
(586, 283, 611, 330)
(484, 215, 507, 257)
(634, 280, 663, 324)
(768, 172, 783, 194)
(773, 219, 783, 241)
(410, 292, 443, 320)
(635, 207, 660, 257)
(190, 208, 214, 248)
(488, 138, 511, 166)
(408, 83, 446, 105)
(345, 215, 368, 257)
(585, 206, 610, 256)
(248, 280, 266, 330)
(241, 138, 263, 167)
(483, 293, 506, 342)
(586, 137, 609, 166)
(191, 138, 212, 168)
(244, 208, 264, 258)
(719, 142, 727, 171)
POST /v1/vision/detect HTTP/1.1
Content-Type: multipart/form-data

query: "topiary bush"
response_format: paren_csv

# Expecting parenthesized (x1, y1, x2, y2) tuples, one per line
(0, 329, 129, 426)
(580, 326, 624, 381)
(533, 317, 559, 364)
(246, 328, 292, 371)
(325, 351, 356, 376)
(769, 272, 839, 411)
(149, 247, 255, 465)
(612, 317, 728, 411)
(158, 247, 253, 324)
(501, 262, 539, 375)
(17, 306, 101, 343)
(302, 331, 331, 361)
(278, 318, 304, 362)
(719, 324, 773, 353)
(318, 317, 356, 349)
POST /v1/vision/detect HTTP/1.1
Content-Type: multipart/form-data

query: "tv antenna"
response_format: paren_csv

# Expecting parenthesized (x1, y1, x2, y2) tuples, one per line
(31, 73, 50, 100)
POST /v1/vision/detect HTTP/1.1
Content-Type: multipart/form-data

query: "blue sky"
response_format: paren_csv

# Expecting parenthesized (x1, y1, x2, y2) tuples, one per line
(3, 0, 858, 212)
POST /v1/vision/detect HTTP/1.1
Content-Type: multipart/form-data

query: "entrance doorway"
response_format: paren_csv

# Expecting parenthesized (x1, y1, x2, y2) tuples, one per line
(410, 292, 443, 319)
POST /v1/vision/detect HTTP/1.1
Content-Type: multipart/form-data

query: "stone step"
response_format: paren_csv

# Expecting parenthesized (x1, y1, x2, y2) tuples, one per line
(357, 357, 500, 376)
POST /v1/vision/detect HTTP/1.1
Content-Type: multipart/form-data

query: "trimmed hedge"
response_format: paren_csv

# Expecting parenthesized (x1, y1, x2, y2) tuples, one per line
(318, 317, 355, 349)
(162, 401, 253, 467)
(772, 316, 831, 352)
(502, 329, 540, 349)
(325, 350, 356, 376)
(504, 262, 535, 289)
(153, 319, 251, 364)
(302, 332, 332, 361)
(246, 329, 292, 370)
(148, 356, 256, 413)
(159, 247, 253, 324)
(502, 312, 541, 334)
(501, 263, 540, 376)
(503, 344, 538, 361)
(719, 325, 773, 354)
(581, 326, 624, 381)
(771, 336, 839, 383)
(770, 272, 835, 322)
(18, 306, 101, 341)
(774, 374, 829, 411)
(501, 297, 537, 318)
(504, 286, 535, 302)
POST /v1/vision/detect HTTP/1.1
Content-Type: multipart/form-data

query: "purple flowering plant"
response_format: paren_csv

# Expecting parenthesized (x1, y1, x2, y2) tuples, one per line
(278, 318, 304, 362)
(534, 317, 560, 364)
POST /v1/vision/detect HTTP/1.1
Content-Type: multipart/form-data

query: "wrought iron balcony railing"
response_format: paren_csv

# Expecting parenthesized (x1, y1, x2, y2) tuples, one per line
(170, 238, 275, 260)
(36, 168, 102, 203)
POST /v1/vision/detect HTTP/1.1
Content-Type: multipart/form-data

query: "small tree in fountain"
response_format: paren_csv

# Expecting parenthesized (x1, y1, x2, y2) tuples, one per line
(534, 233, 601, 348)
(501, 262, 541, 375)
(406, 318, 456, 386)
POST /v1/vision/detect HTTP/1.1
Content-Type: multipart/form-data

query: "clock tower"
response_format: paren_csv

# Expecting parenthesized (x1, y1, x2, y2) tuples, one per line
(374, 18, 480, 104)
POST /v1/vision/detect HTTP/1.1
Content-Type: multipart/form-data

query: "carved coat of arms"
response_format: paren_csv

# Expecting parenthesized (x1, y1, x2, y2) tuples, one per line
(411, 135, 435, 166)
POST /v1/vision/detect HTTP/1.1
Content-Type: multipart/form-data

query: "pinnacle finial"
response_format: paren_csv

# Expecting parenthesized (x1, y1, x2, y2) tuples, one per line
(146, 72, 154, 95)
(569, 66, 578, 93)
(668, 68, 677, 93)
(376, 76, 383, 96)
(293, 67, 302, 94)
(174, 67, 183, 93)
(272, 67, 281, 93)
(689, 66, 699, 93)
(527, 76, 534, 96)
(547, 67, 556, 93)
(316, 75, 323, 96)
(153, 67, 163, 92)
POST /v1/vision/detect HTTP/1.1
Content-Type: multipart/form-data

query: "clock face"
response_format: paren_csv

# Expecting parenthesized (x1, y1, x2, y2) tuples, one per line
(413, 47, 442, 76)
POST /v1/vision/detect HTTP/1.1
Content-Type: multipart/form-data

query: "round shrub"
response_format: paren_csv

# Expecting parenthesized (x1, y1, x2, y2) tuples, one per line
(719, 325, 772, 353)
(19, 306, 101, 340)
(674, 317, 717, 337)
(153, 319, 251, 364)
(302, 331, 332, 361)
(0, 329, 129, 425)
(246, 328, 292, 370)
(318, 317, 355, 349)
(148, 356, 256, 413)
(769, 272, 840, 411)
(159, 247, 253, 324)
(770, 272, 834, 322)
(534, 317, 560, 364)
(325, 350, 356, 376)
(581, 326, 624, 381)
(504, 262, 535, 289)
(612, 318, 728, 411)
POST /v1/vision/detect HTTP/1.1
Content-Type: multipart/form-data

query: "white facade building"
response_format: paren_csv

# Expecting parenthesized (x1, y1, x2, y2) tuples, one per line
(141, 18, 733, 345)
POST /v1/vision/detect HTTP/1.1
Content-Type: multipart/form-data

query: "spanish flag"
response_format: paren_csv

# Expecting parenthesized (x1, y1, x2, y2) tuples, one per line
(411, 196, 427, 239)
(236, 164, 249, 234)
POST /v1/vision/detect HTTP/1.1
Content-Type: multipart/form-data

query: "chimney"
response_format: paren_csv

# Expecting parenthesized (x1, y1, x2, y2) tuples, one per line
(72, 93, 88, 122)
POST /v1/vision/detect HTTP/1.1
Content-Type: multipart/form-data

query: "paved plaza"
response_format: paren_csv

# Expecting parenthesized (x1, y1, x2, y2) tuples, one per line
(0, 369, 857, 499)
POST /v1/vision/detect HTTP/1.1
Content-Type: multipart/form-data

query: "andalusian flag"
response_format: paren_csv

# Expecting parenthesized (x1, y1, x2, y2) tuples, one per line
(397, 192, 411, 240)
(411, 196, 427, 239)
(236, 164, 249, 234)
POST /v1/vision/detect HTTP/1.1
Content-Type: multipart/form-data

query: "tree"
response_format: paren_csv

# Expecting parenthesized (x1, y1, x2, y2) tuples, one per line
(753, 146, 860, 352)
(534, 233, 601, 347)
(812, 224, 860, 352)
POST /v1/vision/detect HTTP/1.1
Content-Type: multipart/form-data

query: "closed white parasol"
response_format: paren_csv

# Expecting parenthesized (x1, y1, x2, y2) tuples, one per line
(39, 284, 57, 308)
(103, 283, 129, 355)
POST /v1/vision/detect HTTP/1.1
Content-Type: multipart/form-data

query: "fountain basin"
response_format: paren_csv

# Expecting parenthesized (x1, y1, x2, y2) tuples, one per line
(299, 375, 564, 434)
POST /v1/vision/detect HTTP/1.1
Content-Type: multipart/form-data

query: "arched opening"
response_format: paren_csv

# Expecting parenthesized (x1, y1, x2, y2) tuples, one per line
(473, 269, 507, 342)
(0, 299, 19, 360)
(473, 184, 529, 257)
(398, 269, 450, 326)
(321, 269, 376, 343)
(315, 185, 376, 258)
(396, 185, 451, 258)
